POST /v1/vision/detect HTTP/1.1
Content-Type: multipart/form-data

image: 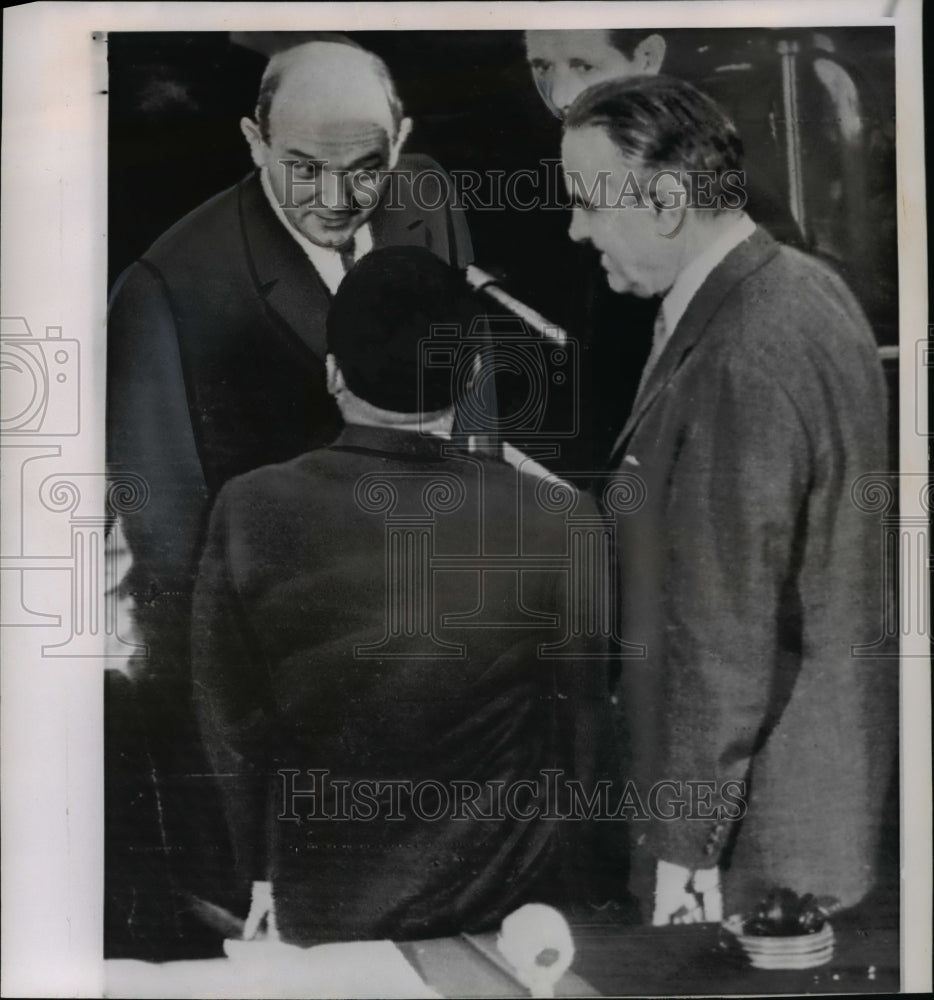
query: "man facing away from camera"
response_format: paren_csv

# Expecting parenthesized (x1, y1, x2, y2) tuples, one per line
(561, 75, 896, 924)
(105, 37, 473, 956)
(192, 246, 611, 944)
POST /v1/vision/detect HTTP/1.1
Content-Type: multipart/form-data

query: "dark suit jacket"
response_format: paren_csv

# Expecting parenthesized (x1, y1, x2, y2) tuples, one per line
(192, 425, 609, 943)
(104, 156, 473, 951)
(603, 227, 896, 914)
(107, 154, 473, 676)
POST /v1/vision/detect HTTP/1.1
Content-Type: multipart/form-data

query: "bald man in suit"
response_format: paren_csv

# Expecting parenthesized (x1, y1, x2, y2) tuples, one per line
(105, 38, 472, 957)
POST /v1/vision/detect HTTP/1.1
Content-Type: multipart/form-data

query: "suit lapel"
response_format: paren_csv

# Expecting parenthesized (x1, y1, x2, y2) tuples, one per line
(238, 172, 332, 363)
(369, 166, 429, 250)
(607, 227, 781, 468)
(239, 167, 435, 362)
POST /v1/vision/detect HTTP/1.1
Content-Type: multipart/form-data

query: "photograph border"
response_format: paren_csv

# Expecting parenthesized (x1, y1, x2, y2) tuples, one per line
(1, 2, 928, 995)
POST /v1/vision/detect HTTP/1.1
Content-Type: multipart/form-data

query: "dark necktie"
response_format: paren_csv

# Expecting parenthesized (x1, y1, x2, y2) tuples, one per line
(339, 239, 357, 274)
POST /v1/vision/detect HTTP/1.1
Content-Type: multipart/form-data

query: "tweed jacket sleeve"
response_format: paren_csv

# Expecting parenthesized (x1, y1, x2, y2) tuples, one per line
(637, 348, 813, 870)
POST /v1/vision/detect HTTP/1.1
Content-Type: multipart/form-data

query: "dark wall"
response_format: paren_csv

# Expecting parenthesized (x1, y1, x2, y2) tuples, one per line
(108, 28, 897, 340)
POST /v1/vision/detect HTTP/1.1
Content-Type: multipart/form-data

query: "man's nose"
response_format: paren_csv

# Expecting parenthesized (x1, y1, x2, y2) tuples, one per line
(550, 69, 583, 117)
(568, 206, 589, 244)
(318, 169, 353, 210)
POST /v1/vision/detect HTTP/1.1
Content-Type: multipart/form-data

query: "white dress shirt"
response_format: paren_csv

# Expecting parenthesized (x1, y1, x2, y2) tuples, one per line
(260, 167, 373, 295)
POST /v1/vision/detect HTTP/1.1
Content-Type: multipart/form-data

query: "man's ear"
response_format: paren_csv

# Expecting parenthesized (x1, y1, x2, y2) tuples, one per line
(240, 117, 267, 168)
(326, 354, 345, 397)
(635, 34, 666, 75)
(388, 117, 414, 169)
(652, 171, 687, 239)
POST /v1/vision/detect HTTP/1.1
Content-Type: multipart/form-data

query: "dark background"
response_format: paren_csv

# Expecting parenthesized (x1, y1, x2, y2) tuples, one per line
(108, 28, 897, 339)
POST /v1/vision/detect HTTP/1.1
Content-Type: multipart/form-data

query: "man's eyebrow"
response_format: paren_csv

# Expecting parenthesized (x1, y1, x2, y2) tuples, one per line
(285, 151, 327, 166)
(283, 150, 386, 169)
(345, 151, 387, 169)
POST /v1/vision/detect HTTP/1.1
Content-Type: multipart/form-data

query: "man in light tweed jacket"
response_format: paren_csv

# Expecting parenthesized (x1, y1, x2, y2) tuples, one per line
(561, 74, 896, 923)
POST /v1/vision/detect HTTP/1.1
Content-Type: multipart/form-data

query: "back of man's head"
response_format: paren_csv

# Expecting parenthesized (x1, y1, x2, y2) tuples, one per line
(327, 247, 483, 415)
(565, 74, 744, 209)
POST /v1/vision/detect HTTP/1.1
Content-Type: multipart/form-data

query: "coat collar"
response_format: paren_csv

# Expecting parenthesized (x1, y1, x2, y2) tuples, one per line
(238, 171, 331, 362)
(330, 424, 459, 462)
(606, 225, 781, 467)
(238, 164, 431, 364)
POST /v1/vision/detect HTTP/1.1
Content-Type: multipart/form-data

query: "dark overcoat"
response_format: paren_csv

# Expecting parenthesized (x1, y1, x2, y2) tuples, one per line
(192, 425, 610, 942)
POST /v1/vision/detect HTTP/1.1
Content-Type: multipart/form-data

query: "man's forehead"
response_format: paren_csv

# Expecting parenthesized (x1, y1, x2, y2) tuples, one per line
(562, 125, 632, 169)
(273, 120, 390, 154)
(270, 44, 396, 137)
(562, 127, 650, 201)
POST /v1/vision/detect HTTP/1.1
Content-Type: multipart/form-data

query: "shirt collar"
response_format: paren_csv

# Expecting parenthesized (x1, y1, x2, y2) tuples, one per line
(259, 167, 373, 294)
(661, 212, 756, 341)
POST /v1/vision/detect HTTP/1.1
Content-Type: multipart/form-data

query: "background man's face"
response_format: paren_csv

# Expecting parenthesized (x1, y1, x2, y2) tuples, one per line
(525, 30, 645, 119)
(260, 78, 394, 249)
(562, 125, 679, 299)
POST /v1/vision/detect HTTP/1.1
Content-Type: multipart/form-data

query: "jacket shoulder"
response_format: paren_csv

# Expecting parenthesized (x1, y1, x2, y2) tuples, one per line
(143, 176, 250, 270)
(710, 242, 878, 370)
(383, 153, 473, 267)
(396, 152, 446, 176)
(703, 242, 885, 434)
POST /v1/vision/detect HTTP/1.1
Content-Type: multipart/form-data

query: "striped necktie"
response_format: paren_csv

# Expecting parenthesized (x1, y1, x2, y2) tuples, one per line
(635, 304, 669, 402)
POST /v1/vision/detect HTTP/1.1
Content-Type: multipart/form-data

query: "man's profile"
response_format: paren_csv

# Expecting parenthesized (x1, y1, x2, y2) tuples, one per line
(562, 74, 896, 924)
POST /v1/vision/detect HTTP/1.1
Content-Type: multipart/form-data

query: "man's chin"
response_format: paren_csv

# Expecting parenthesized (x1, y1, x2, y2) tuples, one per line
(606, 272, 653, 299)
(295, 214, 365, 248)
(606, 273, 634, 295)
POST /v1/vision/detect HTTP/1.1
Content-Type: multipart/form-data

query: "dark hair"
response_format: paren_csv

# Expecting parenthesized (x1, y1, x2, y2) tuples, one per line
(327, 246, 483, 414)
(606, 29, 658, 58)
(254, 34, 402, 143)
(564, 74, 744, 209)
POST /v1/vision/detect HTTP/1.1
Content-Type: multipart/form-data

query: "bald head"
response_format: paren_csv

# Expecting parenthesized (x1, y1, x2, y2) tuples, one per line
(241, 39, 412, 250)
(256, 40, 404, 143)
